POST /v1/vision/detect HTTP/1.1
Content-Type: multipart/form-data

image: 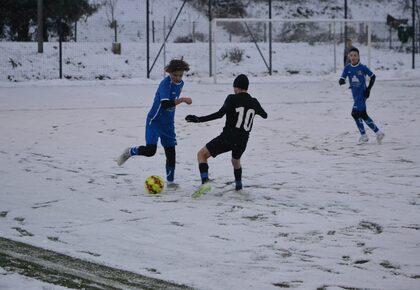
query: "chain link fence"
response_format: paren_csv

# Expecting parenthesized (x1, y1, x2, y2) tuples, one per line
(1, 9, 419, 81)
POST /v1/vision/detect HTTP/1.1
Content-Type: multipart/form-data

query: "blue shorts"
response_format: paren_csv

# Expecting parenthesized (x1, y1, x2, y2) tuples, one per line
(353, 95, 367, 111)
(145, 119, 177, 147)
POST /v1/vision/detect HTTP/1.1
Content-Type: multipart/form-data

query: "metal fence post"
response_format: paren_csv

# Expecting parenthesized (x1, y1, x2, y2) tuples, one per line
(208, 0, 212, 77)
(58, 0, 63, 79)
(413, 0, 416, 69)
(37, 0, 43, 53)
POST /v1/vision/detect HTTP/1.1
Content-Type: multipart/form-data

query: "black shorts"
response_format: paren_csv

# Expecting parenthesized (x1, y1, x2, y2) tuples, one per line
(351, 109, 369, 120)
(206, 133, 248, 160)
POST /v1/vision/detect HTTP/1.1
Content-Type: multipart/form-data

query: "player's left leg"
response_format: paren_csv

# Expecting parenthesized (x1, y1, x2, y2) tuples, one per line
(360, 111, 385, 144)
(160, 125, 177, 184)
(191, 147, 212, 198)
(164, 147, 176, 184)
(231, 142, 247, 191)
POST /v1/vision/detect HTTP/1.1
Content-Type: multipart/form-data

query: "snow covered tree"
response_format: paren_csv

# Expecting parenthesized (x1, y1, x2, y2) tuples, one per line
(104, 0, 118, 28)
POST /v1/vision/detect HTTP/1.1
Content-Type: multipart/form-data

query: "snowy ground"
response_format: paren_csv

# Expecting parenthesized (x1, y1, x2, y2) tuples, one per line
(0, 267, 68, 290)
(0, 77, 420, 290)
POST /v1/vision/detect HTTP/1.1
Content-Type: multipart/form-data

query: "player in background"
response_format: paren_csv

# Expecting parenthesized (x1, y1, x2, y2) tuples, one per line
(339, 47, 385, 144)
(117, 59, 192, 187)
(185, 74, 267, 194)
(344, 38, 356, 66)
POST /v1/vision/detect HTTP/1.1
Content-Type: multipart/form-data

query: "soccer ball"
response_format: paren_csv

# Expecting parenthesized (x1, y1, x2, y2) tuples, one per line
(144, 175, 164, 194)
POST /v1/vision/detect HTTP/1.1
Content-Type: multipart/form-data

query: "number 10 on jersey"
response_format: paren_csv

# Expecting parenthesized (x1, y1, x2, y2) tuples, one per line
(235, 107, 256, 131)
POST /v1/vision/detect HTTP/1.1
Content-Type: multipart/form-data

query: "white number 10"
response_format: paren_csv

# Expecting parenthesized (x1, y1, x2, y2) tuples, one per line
(235, 107, 256, 131)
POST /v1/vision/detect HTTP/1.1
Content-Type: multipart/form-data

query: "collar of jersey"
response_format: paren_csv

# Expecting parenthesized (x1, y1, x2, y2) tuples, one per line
(169, 78, 183, 86)
(350, 62, 361, 68)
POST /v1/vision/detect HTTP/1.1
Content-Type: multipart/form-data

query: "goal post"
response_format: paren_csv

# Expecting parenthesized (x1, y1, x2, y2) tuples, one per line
(210, 18, 383, 83)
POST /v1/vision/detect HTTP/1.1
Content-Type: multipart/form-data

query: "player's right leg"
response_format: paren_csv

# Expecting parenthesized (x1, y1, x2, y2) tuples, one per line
(116, 121, 158, 166)
(351, 110, 368, 143)
(231, 141, 247, 191)
(231, 159, 242, 191)
(117, 144, 157, 166)
(197, 146, 212, 184)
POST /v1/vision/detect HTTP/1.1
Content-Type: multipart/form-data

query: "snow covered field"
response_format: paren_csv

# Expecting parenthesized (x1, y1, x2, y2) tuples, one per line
(0, 76, 419, 289)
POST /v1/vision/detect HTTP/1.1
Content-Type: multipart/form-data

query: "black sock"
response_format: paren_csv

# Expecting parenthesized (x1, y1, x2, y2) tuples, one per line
(138, 145, 157, 157)
(234, 167, 242, 182)
(199, 163, 209, 184)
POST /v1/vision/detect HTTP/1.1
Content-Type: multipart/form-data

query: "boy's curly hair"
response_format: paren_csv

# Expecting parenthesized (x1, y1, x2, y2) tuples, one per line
(165, 59, 190, 73)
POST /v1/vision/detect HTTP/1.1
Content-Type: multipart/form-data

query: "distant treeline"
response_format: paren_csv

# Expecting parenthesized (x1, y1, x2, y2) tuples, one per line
(0, 0, 100, 41)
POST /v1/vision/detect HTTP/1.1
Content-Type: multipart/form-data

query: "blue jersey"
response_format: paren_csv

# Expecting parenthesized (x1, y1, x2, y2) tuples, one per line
(340, 62, 374, 111)
(147, 76, 184, 124)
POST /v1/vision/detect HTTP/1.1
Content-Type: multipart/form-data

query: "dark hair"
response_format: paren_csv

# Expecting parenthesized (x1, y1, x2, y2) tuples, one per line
(233, 74, 249, 90)
(165, 59, 190, 73)
(349, 47, 359, 54)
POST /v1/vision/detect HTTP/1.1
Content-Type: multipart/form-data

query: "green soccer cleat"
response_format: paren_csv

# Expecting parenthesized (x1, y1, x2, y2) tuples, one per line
(192, 183, 212, 199)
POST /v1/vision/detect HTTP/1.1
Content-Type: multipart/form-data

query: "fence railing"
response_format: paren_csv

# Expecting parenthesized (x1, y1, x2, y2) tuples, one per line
(1, 18, 418, 82)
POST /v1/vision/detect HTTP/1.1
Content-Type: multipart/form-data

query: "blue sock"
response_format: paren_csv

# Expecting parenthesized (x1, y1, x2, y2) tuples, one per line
(235, 180, 243, 190)
(200, 172, 209, 183)
(166, 166, 175, 182)
(129, 147, 139, 156)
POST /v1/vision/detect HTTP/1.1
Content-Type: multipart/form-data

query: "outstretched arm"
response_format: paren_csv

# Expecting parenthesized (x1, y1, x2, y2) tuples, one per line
(254, 100, 268, 119)
(259, 109, 268, 119)
(186, 105, 227, 123)
(161, 97, 192, 109)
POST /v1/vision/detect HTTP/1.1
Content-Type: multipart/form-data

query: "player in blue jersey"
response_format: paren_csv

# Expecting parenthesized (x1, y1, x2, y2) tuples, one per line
(117, 59, 192, 187)
(339, 47, 385, 144)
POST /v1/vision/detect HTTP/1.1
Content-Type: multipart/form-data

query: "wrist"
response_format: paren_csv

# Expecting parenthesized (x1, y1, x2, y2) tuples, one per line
(175, 98, 183, 105)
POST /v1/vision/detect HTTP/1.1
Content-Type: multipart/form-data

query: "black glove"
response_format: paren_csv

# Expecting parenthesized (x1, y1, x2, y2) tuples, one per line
(338, 78, 346, 86)
(185, 115, 200, 123)
(364, 88, 371, 99)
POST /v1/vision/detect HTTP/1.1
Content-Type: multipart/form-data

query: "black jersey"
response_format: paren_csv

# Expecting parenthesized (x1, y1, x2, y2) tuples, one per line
(198, 92, 267, 139)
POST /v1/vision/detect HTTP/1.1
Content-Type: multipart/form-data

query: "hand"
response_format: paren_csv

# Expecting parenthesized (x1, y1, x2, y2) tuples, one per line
(185, 115, 200, 123)
(182, 97, 192, 105)
(364, 88, 370, 99)
(339, 78, 346, 86)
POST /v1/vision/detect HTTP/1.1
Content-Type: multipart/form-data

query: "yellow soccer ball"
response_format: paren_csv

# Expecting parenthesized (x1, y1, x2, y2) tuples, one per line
(144, 175, 164, 194)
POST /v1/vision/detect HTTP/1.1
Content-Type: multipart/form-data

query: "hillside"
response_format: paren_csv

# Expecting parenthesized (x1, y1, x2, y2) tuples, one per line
(77, 0, 409, 42)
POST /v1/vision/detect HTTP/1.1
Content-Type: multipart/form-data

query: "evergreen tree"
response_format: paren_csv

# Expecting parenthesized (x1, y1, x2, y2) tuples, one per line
(0, 0, 99, 41)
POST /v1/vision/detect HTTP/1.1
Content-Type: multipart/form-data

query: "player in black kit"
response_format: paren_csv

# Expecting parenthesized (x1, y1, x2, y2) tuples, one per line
(185, 74, 267, 191)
